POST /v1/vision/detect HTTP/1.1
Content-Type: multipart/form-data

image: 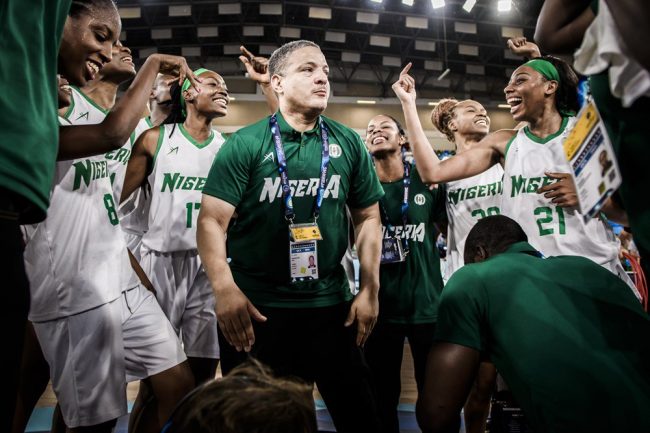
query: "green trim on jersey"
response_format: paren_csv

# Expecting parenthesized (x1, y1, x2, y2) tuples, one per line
(145, 116, 154, 128)
(71, 86, 110, 114)
(152, 126, 165, 167)
(523, 116, 569, 144)
(203, 110, 384, 308)
(179, 123, 215, 149)
(378, 165, 446, 324)
(62, 94, 76, 120)
(503, 134, 517, 161)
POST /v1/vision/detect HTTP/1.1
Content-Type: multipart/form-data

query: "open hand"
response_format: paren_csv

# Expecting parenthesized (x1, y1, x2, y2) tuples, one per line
(344, 289, 379, 347)
(216, 285, 267, 352)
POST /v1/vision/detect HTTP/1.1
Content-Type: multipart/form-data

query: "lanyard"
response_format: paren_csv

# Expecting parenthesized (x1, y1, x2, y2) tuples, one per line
(269, 114, 331, 224)
(378, 149, 411, 243)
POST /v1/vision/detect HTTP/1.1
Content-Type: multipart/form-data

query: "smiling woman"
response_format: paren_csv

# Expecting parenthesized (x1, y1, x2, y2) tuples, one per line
(56, 0, 200, 161)
(363, 112, 447, 433)
(59, 0, 121, 87)
(118, 68, 229, 389)
(394, 57, 637, 289)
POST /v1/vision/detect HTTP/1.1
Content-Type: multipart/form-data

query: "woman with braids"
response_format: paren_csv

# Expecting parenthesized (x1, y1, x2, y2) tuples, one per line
(362, 114, 446, 433)
(394, 58, 637, 291)
(429, 99, 504, 280)
(121, 69, 230, 386)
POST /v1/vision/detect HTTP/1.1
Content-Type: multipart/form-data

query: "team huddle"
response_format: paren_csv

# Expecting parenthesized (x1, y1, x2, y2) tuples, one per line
(3, 0, 650, 432)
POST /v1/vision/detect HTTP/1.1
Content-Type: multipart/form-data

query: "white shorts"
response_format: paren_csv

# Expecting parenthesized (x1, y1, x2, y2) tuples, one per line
(125, 232, 143, 261)
(33, 285, 186, 428)
(141, 248, 219, 358)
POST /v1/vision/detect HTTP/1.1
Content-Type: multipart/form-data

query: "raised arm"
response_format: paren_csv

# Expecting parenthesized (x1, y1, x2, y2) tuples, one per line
(392, 64, 508, 184)
(119, 127, 159, 204)
(239, 46, 279, 114)
(58, 54, 199, 161)
(507, 37, 541, 59)
(197, 194, 267, 353)
(534, 0, 594, 54)
(345, 203, 382, 347)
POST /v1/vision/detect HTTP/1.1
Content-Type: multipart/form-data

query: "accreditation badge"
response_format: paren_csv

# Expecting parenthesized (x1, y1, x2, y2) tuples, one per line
(289, 222, 323, 242)
(380, 236, 406, 264)
(289, 240, 319, 281)
(562, 100, 622, 222)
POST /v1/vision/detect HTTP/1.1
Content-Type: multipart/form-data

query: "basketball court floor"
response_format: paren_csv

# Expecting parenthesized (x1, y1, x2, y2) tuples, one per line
(23, 342, 454, 433)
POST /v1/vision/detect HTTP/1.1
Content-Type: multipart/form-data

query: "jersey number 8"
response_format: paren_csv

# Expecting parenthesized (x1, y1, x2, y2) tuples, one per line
(103, 194, 119, 226)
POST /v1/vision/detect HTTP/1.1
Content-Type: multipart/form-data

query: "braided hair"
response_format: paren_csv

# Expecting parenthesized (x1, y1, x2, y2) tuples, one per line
(430, 98, 459, 143)
(161, 81, 187, 137)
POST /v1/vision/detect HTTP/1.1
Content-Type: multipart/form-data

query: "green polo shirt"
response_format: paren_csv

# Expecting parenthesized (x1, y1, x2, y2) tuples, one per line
(378, 165, 446, 324)
(436, 242, 650, 433)
(203, 111, 384, 308)
(0, 0, 71, 223)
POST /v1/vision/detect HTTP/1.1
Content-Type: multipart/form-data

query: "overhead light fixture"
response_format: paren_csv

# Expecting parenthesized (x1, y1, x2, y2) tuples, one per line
(357, 100, 377, 105)
(431, 0, 445, 9)
(371, 0, 383, 3)
(229, 96, 236, 101)
(402, 0, 414, 5)
(428, 101, 440, 106)
(437, 68, 451, 80)
(462, 0, 476, 12)
(497, 0, 511, 12)
(498, 104, 510, 109)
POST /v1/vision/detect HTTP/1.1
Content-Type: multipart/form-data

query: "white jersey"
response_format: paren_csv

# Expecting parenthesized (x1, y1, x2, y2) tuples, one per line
(65, 86, 135, 202)
(573, 0, 650, 107)
(142, 123, 224, 252)
(501, 117, 622, 274)
(445, 164, 504, 277)
(25, 111, 138, 322)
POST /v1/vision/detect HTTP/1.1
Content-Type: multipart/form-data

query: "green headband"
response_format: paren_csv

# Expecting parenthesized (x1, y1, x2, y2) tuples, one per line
(523, 59, 576, 116)
(180, 68, 212, 116)
(523, 59, 560, 83)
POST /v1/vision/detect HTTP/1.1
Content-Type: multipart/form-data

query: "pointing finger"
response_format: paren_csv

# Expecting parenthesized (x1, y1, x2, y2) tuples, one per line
(240, 45, 255, 60)
(400, 62, 412, 77)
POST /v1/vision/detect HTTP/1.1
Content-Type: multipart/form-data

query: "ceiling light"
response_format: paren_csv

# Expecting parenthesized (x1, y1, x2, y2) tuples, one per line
(371, 0, 383, 3)
(357, 100, 377, 105)
(229, 97, 236, 101)
(431, 0, 445, 9)
(498, 104, 510, 109)
(428, 102, 440, 106)
(402, 0, 414, 5)
(497, 0, 511, 12)
(462, 0, 476, 12)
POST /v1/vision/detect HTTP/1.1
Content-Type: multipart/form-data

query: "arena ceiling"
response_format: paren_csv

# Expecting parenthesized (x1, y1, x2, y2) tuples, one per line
(117, 0, 545, 104)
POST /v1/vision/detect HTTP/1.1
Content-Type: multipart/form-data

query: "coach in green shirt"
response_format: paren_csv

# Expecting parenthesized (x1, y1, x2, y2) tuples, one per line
(198, 40, 383, 433)
(416, 215, 650, 433)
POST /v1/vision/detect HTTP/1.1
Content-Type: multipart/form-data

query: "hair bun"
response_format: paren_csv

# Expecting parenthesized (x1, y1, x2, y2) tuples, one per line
(430, 98, 458, 142)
